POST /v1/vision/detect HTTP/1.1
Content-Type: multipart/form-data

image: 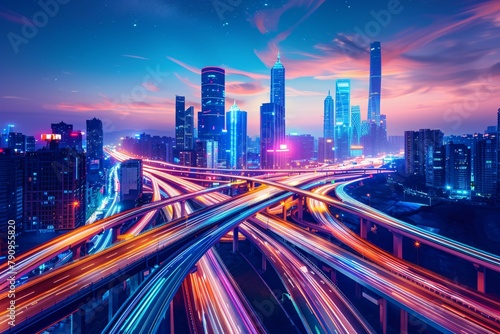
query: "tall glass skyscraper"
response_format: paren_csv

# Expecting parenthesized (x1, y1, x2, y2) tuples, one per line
(86, 117, 103, 180)
(270, 53, 285, 109)
(198, 67, 225, 147)
(350, 105, 361, 146)
(334, 79, 351, 161)
(367, 41, 381, 123)
(323, 90, 334, 139)
(260, 102, 285, 169)
(175, 95, 194, 151)
(226, 101, 247, 169)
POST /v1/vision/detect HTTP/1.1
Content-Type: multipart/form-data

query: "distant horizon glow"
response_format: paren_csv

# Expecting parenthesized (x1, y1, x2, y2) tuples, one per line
(1, 0, 499, 140)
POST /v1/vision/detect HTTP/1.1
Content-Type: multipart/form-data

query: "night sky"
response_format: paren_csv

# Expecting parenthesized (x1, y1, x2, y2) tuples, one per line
(1, 0, 499, 140)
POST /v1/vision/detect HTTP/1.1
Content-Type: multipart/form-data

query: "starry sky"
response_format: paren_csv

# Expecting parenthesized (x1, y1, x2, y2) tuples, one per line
(1, 0, 499, 141)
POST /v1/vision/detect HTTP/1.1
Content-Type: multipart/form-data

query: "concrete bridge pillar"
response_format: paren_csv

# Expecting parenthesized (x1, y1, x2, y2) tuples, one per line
(392, 233, 403, 259)
(232, 227, 239, 253)
(297, 196, 304, 220)
(359, 218, 369, 239)
(180, 200, 187, 218)
(400, 309, 408, 334)
(112, 225, 122, 243)
(474, 264, 486, 293)
(379, 298, 387, 334)
(261, 252, 267, 271)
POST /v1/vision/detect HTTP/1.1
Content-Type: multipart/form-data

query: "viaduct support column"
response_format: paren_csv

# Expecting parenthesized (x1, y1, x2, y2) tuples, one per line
(379, 298, 387, 334)
(180, 200, 187, 218)
(297, 196, 304, 220)
(360, 218, 369, 239)
(261, 252, 267, 271)
(232, 227, 239, 253)
(392, 233, 403, 259)
(474, 264, 486, 293)
(112, 225, 122, 243)
(400, 309, 408, 334)
(71, 243, 84, 259)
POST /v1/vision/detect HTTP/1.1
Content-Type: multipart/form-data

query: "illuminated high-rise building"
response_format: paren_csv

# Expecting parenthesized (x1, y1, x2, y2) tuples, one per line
(260, 103, 286, 169)
(367, 41, 381, 123)
(226, 101, 247, 169)
(119, 159, 143, 202)
(323, 90, 334, 139)
(334, 79, 351, 161)
(198, 67, 225, 159)
(86, 118, 104, 181)
(175, 96, 194, 152)
(24, 136, 86, 231)
(270, 52, 285, 109)
(350, 105, 361, 146)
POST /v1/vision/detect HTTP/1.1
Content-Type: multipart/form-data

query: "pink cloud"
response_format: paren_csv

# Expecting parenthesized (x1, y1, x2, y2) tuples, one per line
(122, 54, 150, 60)
(142, 81, 160, 92)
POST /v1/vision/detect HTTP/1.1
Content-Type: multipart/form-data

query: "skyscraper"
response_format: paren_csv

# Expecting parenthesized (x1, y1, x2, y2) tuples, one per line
(51, 121, 73, 148)
(323, 90, 334, 139)
(497, 108, 500, 195)
(175, 95, 194, 152)
(270, 52, 285, 109)
(260, 103, 285, 169)
(226, 101, 247, 169)
(350, 105, 361, 146)
(119, 159, 143, 202)
(86, 118, 104, 181)
(0, 148, 24, 238)
(334, 79, 351, 161)
(198, 67, 225, 158)
(367, 41, 381, 123)
(24, 137, 86, 230)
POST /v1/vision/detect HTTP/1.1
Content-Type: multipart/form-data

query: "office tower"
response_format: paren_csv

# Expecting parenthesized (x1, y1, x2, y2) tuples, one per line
(425, 144, 446, 188)
(404, 129, 444, 180)
(0, 148, 24, 244)
(175, 96, 194, 152)
(195, 140, 218, 168)
(51, 121, 73, 148)
(25, 136, 35, 152)
(119, 159, 143, 202)
(334, 79, 351, 161)
(286, 134, 314, 161)
(198, 67, 225, 160)
(226, 101, 247, 169)
(260, 103, 286, 169)
(445, 143, 471, 198)
(475, 137, 497, 196)
(179, 151, 195, 167)
(86, 118, 104, 180)
(350, 105, 361, 146)
(388, 135, 404, 153)
(271, 52, 285, 109)
(323, 90, 334, 139)
(24, 136, 86, 230)
(335, 79, 351, 125)
(367, 41, 381, 123)
(497, 108, 500, 195)
(318, 137, 334, 163)
(7, 132, 26, 152)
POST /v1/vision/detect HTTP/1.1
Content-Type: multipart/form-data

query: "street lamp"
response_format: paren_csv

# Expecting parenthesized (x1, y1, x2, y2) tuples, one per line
(366, 193, 371, 206)
(414, 240, 420, 265)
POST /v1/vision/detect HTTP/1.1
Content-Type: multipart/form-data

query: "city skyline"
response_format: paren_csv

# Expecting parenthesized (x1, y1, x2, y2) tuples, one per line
(1, 0, 499, 139)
